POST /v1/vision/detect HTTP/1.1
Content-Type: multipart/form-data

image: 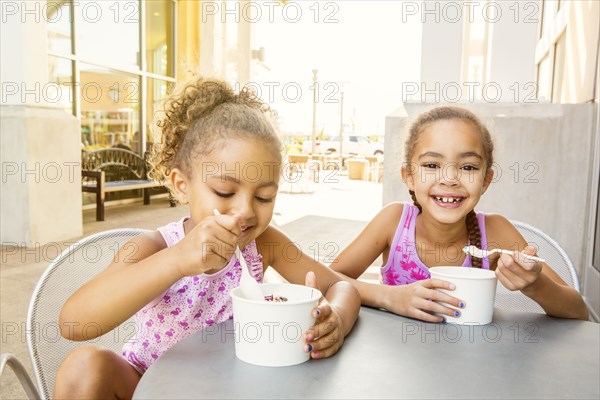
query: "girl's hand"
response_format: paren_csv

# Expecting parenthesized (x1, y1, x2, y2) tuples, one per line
(303, 272, 344, 359)
(174, 214, 241, 277)
(385, 279, 465, 323)
(495, 245, 543, 292)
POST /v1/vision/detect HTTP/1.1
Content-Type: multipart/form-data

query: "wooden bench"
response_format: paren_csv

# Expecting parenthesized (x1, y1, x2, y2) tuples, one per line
(82, 148, 175, 221)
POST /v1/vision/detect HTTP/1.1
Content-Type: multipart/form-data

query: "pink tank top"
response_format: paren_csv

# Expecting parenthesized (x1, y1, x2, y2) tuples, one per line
(381, 204, 489, 285)
(121, 217, 264, 374)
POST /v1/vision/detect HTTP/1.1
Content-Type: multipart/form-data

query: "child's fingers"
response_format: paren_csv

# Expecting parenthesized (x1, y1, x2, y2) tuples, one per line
(496, 258, 528, 290)
(522, 244, 538, 256)
(308, 337, 342, 359)
(416, 297, 462, 319)
(305, 320, 340, 358)
(212, 213, 242, 237)
(304, 305, 332, 342)
(514, 246, 542, 271)
(211, 230, 238, 250)
(496, 267, 518, 291)
(201, 226, 237, 261)
(420, 280, 464, 309)
(425, 290, 464, 310)
(304, 271, 317, 289)
(412, 309, 447, 323)
(312, 303, 329, 320)
(424, 278, 456, 291)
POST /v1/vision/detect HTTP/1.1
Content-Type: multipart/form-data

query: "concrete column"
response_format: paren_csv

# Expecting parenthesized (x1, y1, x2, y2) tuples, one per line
(1, 1, 82, 246)
(419, 5, 463, 101)
(486, 1, 537, 102)
(178, 0, 201, 79)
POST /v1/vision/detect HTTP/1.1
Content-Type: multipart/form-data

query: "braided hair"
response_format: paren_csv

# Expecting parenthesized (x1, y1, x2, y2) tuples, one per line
(405, 106, 494, 267)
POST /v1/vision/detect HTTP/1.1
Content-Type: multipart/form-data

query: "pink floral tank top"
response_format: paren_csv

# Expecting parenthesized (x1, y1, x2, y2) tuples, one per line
(381, 204, 489, 285)
(121, 217, 264, 374)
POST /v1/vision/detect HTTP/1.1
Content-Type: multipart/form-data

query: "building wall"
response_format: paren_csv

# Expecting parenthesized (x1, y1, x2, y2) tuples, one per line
(536, 0, 600, 103)
(1, 105, 81, 245)
(1, 1, 82, 245)
(197, 0, 253, 85)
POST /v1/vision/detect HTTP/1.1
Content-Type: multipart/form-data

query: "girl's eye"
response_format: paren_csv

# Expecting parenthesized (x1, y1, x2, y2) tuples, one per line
(255, 196, 274, 203)
(461, 165, 480, 171)
(214, 191, 234, 198)
(421, 163, 439, 169)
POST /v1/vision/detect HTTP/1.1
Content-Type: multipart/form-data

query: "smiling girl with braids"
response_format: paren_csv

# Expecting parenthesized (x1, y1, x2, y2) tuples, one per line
(331, 106, 588, 322)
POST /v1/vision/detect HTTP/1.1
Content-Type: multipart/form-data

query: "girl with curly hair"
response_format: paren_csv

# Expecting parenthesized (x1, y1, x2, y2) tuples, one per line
(54, 76, 360, 399)
(331, 106, 588, 323)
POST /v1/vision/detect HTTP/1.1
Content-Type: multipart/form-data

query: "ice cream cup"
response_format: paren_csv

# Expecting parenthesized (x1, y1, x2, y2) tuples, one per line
(230, 283, 322, 366)
(429, 267, 498, 325)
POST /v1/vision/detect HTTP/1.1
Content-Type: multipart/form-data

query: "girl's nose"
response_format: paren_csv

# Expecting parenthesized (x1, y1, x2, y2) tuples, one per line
(232, 198, 256, 222)
(440, 164, 460, 184)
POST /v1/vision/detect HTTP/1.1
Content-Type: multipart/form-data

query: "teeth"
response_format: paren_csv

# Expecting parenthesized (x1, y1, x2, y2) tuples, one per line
(435, 196, 461, 203)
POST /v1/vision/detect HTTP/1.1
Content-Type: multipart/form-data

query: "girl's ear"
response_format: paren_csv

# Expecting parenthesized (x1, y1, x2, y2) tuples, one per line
(481, 168, 494, 194)
(401, 164, 415, 191)
(170, 168, 190, 204)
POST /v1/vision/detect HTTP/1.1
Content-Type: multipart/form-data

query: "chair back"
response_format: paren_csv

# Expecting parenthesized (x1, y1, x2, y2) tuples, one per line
(26, 229, 151, 399)
(287, 154, 309, 165)
(494, 220, 580, 313)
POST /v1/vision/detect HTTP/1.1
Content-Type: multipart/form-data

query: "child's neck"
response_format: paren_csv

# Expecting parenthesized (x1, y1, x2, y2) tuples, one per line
(415, 214, 468, 267)
(416, 214, 467, 243)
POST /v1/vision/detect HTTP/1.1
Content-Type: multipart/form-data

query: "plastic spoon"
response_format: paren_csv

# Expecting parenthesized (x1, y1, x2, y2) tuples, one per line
(462, 245, 545, 263)
(213, 210, 264, 300)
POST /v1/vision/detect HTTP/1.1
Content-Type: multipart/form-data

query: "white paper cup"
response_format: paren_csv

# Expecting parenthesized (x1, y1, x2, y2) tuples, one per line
(429, 267, 498, 325)
(230, 283, 322, 367)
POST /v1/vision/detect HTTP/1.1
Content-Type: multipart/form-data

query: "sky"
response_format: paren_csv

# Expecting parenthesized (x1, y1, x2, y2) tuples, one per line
(252, 1, 422, 137)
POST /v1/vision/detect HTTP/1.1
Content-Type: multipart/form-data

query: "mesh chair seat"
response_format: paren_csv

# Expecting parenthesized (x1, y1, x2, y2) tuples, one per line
(494, 220, 580, 313)
(11, 228, 151, 399)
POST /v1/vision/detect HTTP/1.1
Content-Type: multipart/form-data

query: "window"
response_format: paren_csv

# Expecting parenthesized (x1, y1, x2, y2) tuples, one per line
(48, 56, 74, 115)
(45, 0, 176, 156)
(460, 1, 489, 100)
(75, 1, 140, 69)
(46, 0, 72, 54)
(552, 33, 566, 102)
(594, 178, 600, 272)
(145, 1, 175, 77)
(80, 64, 140, 152)
(536, 54, 553, 102)
(540, 0, 559, 39)
(146, 77, 173, 147)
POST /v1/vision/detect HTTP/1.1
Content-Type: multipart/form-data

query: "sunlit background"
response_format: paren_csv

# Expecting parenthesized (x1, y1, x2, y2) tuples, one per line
(1, 0, 599, 319)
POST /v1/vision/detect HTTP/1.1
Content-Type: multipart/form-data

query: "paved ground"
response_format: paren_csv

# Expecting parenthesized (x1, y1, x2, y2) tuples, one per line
(1, 175, 383, 399)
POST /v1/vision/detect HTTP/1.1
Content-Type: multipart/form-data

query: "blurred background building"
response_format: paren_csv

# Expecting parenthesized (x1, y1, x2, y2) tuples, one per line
(1, 0, 599, 317)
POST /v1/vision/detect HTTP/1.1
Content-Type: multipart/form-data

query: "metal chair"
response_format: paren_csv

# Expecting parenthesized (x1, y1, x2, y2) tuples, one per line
(280, 154, 320, 193)
(0, 228, 151, 399)
(494, 220, 580, 313)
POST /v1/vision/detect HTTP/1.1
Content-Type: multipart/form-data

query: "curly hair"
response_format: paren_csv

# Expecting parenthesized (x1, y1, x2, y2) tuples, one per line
(404, 106, 494, 268)
(148, 76, 283, 182)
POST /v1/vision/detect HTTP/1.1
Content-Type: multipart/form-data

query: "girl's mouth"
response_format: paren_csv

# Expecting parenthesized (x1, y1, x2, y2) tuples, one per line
(431, 196, 465, 208)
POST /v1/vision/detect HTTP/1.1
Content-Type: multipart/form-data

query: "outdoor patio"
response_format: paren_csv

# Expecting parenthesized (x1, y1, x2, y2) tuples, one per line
(0, 174, 383, 399)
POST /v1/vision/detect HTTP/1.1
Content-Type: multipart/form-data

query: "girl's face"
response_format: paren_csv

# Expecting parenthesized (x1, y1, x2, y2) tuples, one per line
(173, 137, 282, 248)
(402, 119, 494, 225)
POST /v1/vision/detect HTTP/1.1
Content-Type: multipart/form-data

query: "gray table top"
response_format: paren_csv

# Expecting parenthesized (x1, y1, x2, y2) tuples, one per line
(133, 307, 599, 399)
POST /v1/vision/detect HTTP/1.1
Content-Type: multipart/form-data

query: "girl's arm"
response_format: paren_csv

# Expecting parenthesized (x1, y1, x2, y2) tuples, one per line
(257, 226, 361, 358)
(331, 203, 463, 322)
(59, 232, 182, 340)
(330, 204, 401, 307)
(487, 215, 589, 320)
(60, 214, 242, 340)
